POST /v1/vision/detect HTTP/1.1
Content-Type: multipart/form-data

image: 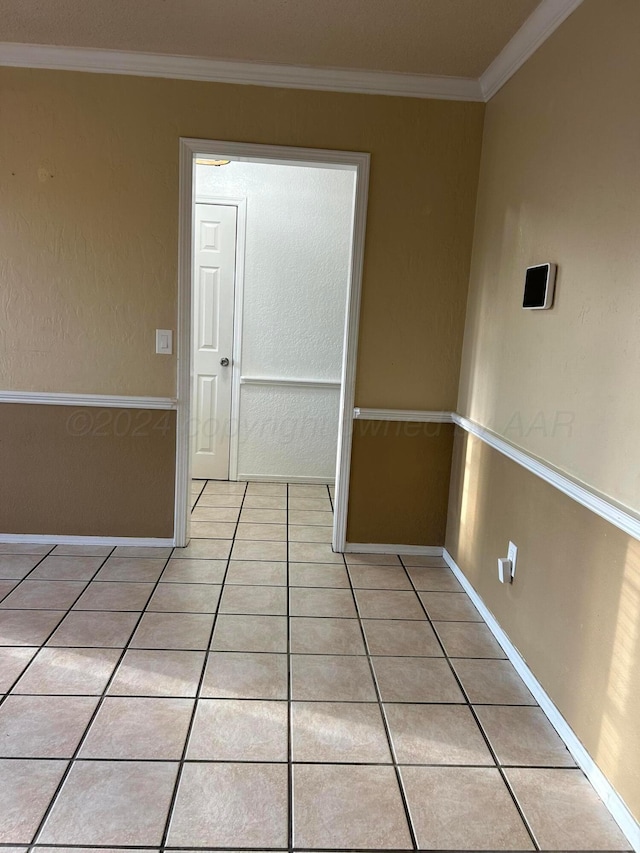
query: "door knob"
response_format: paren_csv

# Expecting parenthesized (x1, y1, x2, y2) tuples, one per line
(220, 357, 230, 367)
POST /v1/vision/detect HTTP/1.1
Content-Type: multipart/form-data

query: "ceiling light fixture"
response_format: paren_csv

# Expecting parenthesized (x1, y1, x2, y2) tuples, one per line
(195, 157, 231, 167)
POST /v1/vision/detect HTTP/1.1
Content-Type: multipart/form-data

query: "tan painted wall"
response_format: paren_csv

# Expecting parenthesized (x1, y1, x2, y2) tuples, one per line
(0, 67, 483, 541)
(447, 428, 640, 822)
(457, 0, 640, 515)
(0, 67, 483, 405)
(451, 0, 640, 826)
(0, 404, 176, 537)
(347, 421, 453, 546)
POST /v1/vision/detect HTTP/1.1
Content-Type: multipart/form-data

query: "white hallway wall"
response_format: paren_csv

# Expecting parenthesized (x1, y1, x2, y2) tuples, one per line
(195, 161, 356, 480)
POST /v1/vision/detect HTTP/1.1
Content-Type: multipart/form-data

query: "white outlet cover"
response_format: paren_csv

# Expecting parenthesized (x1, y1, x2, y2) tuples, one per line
(507, 541, 518, 578)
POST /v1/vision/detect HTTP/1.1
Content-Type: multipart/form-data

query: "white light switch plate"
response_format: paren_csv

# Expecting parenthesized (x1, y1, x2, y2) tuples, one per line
(507, 541, 518, 578)
(156, 329, 173, 355)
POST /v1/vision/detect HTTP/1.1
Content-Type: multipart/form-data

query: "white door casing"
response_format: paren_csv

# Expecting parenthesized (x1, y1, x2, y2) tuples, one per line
(176, 139, 371, 550)
(191, 203, 237, 479)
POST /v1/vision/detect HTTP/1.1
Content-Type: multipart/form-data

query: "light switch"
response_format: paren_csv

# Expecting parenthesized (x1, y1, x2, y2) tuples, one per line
(155, 329, 173, 355)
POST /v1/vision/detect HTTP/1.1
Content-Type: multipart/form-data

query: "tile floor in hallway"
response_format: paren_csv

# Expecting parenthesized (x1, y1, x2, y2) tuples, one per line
(0, 478, 632, 852)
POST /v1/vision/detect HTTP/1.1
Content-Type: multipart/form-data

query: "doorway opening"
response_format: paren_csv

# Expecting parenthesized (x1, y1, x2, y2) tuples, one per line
(176, 139, 370, 551)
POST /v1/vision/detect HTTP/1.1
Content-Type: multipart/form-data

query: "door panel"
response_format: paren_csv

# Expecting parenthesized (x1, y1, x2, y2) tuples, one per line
(197, 267, 221, 351)
(194, 374, 217, 455)
(191, 203, 237, 479)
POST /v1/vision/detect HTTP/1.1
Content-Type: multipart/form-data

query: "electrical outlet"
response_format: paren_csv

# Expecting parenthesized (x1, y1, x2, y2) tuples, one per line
(507, 541, 518, 579)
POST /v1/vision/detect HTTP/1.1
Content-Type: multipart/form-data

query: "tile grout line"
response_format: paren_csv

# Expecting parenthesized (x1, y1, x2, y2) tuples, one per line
(0, 755, 585, 769)
(1, 598, 510, 616)
(12, 846, 630, 853)
(8, 645, 513, 659)
(188, 479, 206, 513)
(15, 842, 633, 853)
(1, 692, 544, 706)
(397, 555, 541, 852)
(158, 478, 249, 849)
(341, 552, 419, 852)
(3, 482, 608, 853)
(18, 846, 582, 852)
(26, 547, 174, 850)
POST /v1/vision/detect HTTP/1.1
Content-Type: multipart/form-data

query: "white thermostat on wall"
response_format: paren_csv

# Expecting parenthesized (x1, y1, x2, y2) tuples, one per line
(523, 263, 557, 309)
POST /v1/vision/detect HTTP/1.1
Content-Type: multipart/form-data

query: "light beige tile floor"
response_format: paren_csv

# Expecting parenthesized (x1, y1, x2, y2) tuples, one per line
(0, 478, 632, 852)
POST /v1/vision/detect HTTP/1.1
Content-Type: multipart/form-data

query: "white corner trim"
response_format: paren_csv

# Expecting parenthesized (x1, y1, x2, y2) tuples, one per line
(354, 408, 453, 423)
(174, 138, 196, 548)
(480, 0, 584, 100)
(0, 390, 177, 409)
(332, 151, 370, 554)
(0, 42, 483, 102)
(241, 376, 341, 390)
(442, 549, 640, 852)
(344, 543, 444, 556)
(453, 414, 640, 543)
(0, 534, 174, 547)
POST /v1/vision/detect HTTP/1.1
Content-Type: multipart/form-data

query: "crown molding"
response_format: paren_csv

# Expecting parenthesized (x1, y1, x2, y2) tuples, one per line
(480, 0, 584, 100)
(0, 4, 583, 103)
(0, 41, 483, 101)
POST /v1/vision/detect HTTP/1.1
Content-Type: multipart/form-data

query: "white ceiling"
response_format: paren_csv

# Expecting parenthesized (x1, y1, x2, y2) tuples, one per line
(0, 0, 541, 78)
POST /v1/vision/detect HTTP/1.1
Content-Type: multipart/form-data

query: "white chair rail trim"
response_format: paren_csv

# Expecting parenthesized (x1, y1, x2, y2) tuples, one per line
(350, 407, 640, 544)
(241, 376, 341, 390)
(353, 408, 453, 423)
(0, 390, 177, 409)
(452, 413, 640, 543)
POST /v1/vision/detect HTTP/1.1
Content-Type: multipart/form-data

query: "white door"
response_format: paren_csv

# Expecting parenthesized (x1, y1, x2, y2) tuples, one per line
(191, 203, 237, 479)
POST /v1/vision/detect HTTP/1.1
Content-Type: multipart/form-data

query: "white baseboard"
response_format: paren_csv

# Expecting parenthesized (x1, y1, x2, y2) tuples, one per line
(237, 474, 334, 485)
(443, 548, 640, 853)
(344, 543, 444, 556)
(0, 534, 175, 547)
